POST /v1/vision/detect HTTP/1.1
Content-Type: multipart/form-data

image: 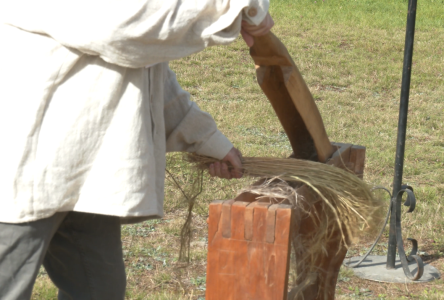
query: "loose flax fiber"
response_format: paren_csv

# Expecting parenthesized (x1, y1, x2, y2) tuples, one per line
(176, 154, 384, 298)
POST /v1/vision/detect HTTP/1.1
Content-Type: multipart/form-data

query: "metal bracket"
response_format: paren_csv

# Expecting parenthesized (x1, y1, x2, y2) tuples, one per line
(344, 186, 424, 281)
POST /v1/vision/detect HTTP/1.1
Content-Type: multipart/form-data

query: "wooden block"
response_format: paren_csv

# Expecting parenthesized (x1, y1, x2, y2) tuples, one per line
(327, 143, 352, 169)
(274, 204, 293, 246)
(231, 202, 249, 240)
(348, 146, 358, 172)
(206, 200, 225, 299)
(222, 200, 235, 238)
(330, 142, 366, 178)
(266, 204, 279, 243)
(206, 200, 293, 300)
(244, 202, 254, 241)
(352, 145, 366, 179)
(251, 202, 272, 242)
(207, 200, 224, 244)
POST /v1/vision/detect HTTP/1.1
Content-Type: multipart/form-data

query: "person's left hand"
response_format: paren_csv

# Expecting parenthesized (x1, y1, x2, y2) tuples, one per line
(241, 12, 274, 47)
(208, 147, 243, 179)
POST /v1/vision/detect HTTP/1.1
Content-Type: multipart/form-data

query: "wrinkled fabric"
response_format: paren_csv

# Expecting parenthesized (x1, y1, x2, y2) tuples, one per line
(0, 0, 268, 68)
(0, 0, 269, 223)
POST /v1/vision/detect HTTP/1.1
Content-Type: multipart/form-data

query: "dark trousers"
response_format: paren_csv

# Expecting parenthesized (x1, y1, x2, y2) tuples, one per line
(0, 212, 126, 300)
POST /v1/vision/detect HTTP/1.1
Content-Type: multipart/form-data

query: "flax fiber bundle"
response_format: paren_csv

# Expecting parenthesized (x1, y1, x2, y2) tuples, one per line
(175, 154, 383, 298)
(187, 154, 382, 244)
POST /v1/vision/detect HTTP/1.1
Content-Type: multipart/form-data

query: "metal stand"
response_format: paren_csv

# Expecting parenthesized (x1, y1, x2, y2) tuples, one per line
(344, 0, 441, 283)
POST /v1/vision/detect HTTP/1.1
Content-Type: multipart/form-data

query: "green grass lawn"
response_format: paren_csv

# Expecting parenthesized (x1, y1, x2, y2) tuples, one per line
(32, 0, 444, 299)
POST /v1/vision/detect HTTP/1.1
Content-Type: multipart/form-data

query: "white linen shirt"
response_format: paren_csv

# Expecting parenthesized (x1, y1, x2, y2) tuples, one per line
(0, 0, 269, 223)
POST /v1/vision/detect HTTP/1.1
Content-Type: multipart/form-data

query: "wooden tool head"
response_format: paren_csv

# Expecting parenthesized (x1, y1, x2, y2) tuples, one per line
(250, 32, 335, 163)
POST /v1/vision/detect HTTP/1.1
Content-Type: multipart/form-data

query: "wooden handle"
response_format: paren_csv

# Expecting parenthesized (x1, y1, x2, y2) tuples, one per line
(250, 32, 335, 163)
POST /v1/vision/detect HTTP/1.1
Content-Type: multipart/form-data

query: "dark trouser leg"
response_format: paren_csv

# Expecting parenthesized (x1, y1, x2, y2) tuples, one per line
(0, 213, 68, 300)
(43, 212, 126, 300)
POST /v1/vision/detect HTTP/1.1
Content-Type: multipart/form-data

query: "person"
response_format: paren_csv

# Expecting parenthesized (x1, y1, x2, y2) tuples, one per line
(0, 1, 274, 299)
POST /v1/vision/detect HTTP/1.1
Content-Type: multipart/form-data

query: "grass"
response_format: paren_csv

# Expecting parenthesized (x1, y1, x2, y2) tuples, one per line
(32, 0, 444, 299)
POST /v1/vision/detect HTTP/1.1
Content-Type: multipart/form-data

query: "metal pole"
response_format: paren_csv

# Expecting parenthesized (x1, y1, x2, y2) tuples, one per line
(386, 0, 417, 269)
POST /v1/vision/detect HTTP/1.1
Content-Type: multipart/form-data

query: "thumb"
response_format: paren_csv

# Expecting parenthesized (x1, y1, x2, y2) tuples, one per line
(241, 29, 254, 47)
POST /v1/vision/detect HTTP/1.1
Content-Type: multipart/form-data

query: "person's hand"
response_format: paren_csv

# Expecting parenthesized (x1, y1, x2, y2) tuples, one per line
(208, 147, 243, 179)
(241, 12, 274, 47)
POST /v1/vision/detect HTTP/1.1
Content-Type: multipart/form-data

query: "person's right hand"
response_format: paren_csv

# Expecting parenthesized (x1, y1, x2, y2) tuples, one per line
(240, 12, 274, 47)
(208, 147, 243, 179)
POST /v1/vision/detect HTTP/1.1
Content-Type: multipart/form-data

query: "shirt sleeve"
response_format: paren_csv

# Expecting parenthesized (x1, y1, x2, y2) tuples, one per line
(163, 66, 233, 160)
(1, 0, 269, 68)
